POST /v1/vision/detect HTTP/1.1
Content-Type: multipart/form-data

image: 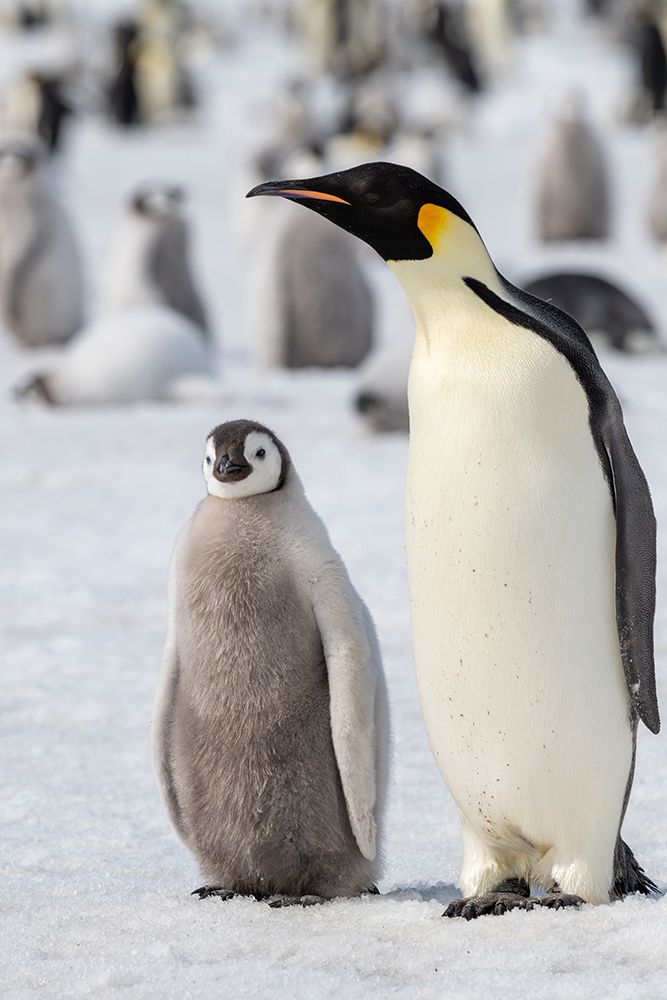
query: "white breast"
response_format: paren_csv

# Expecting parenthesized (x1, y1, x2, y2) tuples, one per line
(405, 285, 632, 864)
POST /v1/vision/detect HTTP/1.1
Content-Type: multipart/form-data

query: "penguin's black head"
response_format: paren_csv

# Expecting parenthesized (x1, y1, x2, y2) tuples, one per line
(203, 419, 290, 500)
(246, 161, 476, 262)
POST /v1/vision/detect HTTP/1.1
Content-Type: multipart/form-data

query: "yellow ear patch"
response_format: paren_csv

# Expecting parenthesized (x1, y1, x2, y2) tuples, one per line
(417, 203, 450, 250)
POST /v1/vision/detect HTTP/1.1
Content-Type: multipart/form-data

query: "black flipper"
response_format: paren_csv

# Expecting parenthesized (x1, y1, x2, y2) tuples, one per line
(464, 274, 660, 736)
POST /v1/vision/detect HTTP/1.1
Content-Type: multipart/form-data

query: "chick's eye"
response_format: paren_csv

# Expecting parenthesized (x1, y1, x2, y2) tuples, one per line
(256, 448, 266, 459)
(205, 456, 212, 465)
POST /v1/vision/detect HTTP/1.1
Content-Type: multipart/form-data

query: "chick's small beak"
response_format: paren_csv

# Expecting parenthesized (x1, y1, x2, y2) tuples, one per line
(217, 455, 245, 475)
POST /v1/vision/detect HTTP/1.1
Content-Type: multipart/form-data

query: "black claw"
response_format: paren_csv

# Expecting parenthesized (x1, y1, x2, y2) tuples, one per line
(443, 899, 465, 918)
(443, 884, 538, 920)
(191, 885, 236, 901)
(267, 893, 325, 908)
(539, 891, 583, 910)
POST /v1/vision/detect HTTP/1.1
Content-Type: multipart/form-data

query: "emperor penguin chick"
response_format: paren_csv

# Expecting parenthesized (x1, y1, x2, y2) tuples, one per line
(258, 209, 374, 369)
(102, 182, 209, 336)
(153, 420, 390, 905)
(0, 133, 83, 347)
(534, 95, 611, 242)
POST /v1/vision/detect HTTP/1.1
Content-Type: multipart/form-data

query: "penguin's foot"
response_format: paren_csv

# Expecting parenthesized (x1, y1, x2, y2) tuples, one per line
(444, 878, 532, 920)
(537, 886, 584, 910)
(364, 884, 380, 895)
(266, 894, 325, 908)
(191, 885, 239, 901)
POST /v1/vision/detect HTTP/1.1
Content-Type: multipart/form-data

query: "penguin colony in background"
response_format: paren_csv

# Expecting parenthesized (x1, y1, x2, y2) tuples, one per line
(18, 181, 212, 405)
(108, 1, 196, 129)
(249, 161, 659, 916)
(0, 133, 83, 348)
(153, 419, 389, 904)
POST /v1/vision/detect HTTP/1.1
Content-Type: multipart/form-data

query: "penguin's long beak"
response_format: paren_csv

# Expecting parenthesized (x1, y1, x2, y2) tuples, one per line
(246, 178, 351, 206)
(245, 167, 435, 262)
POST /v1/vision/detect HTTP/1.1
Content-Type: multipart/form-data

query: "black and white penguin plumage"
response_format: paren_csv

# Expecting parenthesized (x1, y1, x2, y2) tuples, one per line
(101, 182, 209, 336)
(628, 7, 667, 117)
(108, 20, 142, 127)
(0, 133, 83, 348)
(153, 419, 390, 904)
(534, 94, 611, 242)
(30, 73, 74, 154)
(248, 161, 659, 916)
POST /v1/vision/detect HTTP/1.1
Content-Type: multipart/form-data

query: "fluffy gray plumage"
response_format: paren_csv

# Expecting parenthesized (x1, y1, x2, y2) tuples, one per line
(0, 133, 83, 347)
(535, 99, 611, 242)
(153, 420, 389, 900)
(260, 211, 374, 368)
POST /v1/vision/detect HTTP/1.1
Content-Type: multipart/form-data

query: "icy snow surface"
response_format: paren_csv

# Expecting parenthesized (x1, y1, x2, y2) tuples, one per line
(1, 8, 667, 1000)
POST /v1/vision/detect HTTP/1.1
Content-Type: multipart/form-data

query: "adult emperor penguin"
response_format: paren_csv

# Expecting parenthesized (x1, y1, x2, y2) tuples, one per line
(152, 419, 389, 904)
(0, 133, 83, 348)
(101, 182, 209, 336)
(247, 162, 660, 916)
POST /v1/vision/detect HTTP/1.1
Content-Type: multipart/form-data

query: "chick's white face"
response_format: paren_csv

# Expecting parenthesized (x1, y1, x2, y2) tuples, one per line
(203, 430, 283, 499)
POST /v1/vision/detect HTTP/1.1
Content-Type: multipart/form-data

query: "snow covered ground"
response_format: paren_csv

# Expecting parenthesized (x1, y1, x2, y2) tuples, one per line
(2, 5, 667, 999)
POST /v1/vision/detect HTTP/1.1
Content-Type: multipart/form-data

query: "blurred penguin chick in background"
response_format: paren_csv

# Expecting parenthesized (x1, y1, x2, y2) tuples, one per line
(535, 92, 611, 242)
(253, 152, 374, 370)
(101, 181, 209, 337)
(15, 181, 214, 405)
(0, 132, 83, 348)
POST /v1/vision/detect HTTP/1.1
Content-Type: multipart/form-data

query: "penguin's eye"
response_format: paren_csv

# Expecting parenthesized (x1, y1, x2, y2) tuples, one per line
(256, 448, 266, 459)
(205, 456, 212, 465)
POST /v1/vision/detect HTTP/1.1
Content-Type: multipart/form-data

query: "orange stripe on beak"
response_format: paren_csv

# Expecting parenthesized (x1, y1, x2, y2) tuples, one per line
(278, 188, 351, 204)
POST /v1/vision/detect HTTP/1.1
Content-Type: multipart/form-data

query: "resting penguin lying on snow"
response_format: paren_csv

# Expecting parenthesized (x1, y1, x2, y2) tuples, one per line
(521, 271, 662, 354)
(0, 133, 83, 347)
(16, 182, 214, 405)
(15, 304, 212, 406)
(102, 182, 209, 335)
(153, 419, 390, 905)
(249, 162, 659, 916)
